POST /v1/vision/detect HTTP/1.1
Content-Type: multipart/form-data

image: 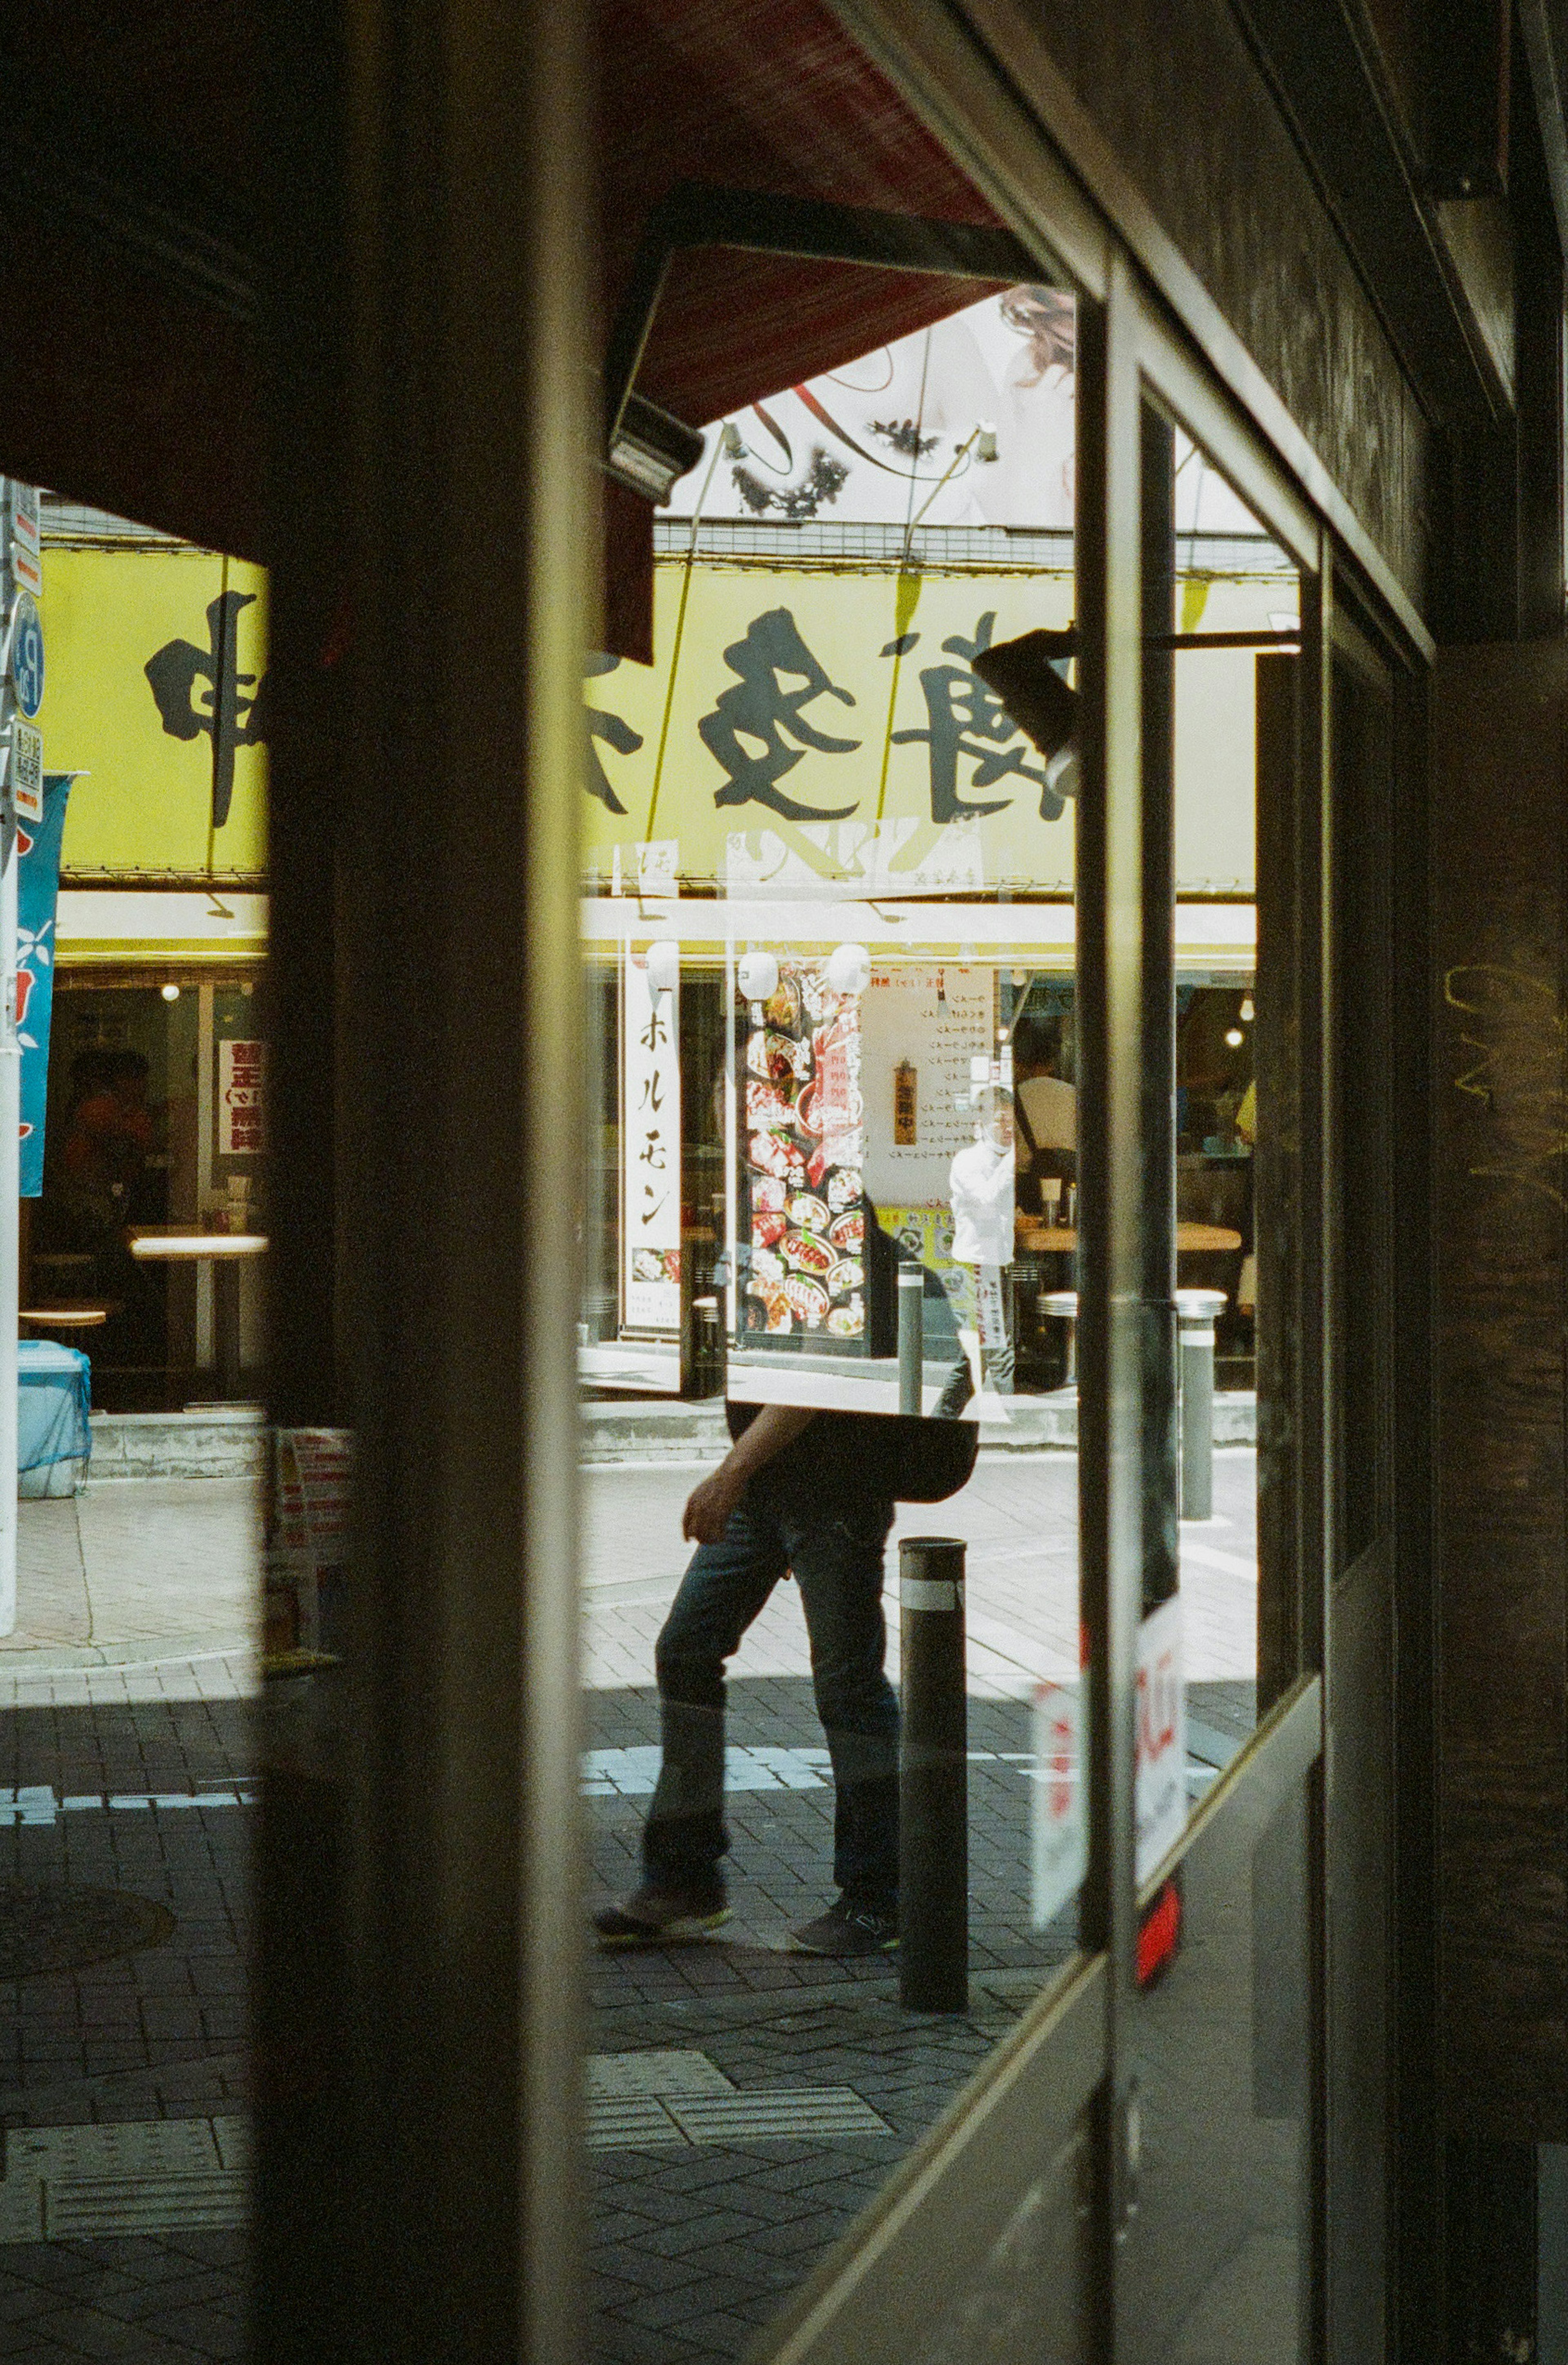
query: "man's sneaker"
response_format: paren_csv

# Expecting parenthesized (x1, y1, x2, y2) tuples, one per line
(790, 1897, 899, 1956)
(593, 1883, 730, 1949)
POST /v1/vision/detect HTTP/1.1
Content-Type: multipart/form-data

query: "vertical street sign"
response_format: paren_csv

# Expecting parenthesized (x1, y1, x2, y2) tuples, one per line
(7, 485, 40, 599)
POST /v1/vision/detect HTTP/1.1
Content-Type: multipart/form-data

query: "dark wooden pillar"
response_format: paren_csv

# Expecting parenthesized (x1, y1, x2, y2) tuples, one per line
(1432, 639, 1568, 2135)
(1431, 636, 1568, 2357)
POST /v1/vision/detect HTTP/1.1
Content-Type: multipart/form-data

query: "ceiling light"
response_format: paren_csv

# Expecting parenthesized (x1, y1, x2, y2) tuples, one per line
(1239, 995, 1254, 1022)
(606, 394, 706, 505)
(160, 983, 180, 1002)
(1225, 1027, 1244, 1047)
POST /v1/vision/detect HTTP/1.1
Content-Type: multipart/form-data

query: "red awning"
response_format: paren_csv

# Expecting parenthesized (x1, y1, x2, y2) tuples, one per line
(598, 0, 1029, 658)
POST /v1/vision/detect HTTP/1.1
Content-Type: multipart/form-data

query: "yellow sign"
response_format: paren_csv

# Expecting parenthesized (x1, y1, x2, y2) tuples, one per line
(585, 561, 1290, 897)
(38, 549, 269, 877)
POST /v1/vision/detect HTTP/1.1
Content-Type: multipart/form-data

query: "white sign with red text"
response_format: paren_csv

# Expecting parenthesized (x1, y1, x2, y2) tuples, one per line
(219, 1039, 266, 1158)
(1135, 1592, 1187, 1882)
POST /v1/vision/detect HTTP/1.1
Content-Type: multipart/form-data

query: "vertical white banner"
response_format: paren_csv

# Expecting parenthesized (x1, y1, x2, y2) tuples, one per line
(621, 950, 681, 1330)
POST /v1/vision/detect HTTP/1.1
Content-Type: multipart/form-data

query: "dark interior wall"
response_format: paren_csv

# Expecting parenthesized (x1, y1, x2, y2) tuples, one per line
(1020, 0, 1431, 607)
(0, 4, 261, 553)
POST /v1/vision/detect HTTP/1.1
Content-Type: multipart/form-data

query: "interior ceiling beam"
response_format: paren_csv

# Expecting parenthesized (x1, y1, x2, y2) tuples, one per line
(1229, 0, 1514, 426)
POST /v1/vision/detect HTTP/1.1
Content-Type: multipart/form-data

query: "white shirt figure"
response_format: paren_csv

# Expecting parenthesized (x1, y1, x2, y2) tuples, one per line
(949, 1127, 1016, 1268)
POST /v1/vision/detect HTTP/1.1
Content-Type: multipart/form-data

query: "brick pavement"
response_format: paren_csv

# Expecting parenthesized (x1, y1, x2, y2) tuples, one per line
(583, 1450, 1260, 2363)
(0, 1448, 1261, 2361)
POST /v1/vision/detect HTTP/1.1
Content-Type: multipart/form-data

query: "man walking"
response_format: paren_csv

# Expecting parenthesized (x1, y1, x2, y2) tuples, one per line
(595, 1397, 904, 1956)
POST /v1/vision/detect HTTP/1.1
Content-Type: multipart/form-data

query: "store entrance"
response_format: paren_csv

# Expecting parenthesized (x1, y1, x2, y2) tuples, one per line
(29, 974, 265, 1412)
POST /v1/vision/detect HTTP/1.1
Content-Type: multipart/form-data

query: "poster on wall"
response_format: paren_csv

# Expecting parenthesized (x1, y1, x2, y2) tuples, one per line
(858, 964, 992, 1205)
(18, 773, 73, 1197)
(741, 962, 866, 1340)
(622, 950, 681, 1330)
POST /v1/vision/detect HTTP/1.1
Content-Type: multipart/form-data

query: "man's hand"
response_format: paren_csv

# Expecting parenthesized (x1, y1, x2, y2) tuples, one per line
(683, 1465, 745, 1545)
(682, 1403, 816, 1545)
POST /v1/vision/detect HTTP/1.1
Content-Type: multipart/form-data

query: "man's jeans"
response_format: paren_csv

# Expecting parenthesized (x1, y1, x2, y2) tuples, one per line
(643, 1490, 899, 1907)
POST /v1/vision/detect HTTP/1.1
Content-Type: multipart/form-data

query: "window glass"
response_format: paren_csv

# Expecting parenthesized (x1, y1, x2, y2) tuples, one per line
(582, 276, 1096, 2363)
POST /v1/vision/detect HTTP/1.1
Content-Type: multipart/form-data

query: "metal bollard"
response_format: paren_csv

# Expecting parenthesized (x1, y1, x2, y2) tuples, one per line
(898, 1265, 924, 1415)
(899, 1537, 968, 2011)
(1176, 1288, 1227, 1521)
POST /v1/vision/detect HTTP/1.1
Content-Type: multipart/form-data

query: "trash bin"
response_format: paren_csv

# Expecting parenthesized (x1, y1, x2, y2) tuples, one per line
(17, 1339, 91, 1498)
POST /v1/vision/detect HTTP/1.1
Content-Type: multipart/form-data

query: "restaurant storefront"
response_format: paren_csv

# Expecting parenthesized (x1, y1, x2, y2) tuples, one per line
(27, 514, 268, 1407)
(583, 319, 1290, 1409)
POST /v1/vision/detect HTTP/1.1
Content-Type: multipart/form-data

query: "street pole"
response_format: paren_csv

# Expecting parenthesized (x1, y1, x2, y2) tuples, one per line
(1176, 1287, 1227, 1522)
(897, 1263, 924, 1415)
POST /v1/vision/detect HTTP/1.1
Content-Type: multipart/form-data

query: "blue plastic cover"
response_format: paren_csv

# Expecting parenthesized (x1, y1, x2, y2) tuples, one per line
(17, 1339, 91, 1472)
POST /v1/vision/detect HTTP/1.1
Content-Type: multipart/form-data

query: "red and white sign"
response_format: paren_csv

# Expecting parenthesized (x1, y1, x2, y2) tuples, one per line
(219, 1038, 266, 1158)
(1135, 1592, 1187, 1882)
(1031, 1672, 1085, 1930)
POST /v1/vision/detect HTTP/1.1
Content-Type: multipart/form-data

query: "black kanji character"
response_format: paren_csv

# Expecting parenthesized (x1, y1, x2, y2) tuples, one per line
(145, 592, 267, 831)
(892, 610, 1068, 822)
(584, 651, 641, 815)
(698, 608, 861, 822)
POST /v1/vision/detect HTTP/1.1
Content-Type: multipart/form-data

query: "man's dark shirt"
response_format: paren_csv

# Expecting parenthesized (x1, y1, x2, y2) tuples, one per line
(725, 1197, 960, 1515)
(725, 1397, 900, 1514)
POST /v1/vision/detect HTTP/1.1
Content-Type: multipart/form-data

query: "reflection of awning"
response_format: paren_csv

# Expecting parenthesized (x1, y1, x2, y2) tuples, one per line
(56, 891, 269, 965)
(599, 0, 1043, 659)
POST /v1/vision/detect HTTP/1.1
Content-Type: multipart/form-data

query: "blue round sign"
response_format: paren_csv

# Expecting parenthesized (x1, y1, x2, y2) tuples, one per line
(10, 591, 43, 719)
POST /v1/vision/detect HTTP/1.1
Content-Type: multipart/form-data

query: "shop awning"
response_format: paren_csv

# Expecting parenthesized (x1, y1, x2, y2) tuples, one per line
(599, 0, 1043, 658)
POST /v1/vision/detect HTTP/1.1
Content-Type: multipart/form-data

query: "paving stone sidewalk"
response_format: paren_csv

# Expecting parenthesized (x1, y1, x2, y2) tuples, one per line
(0, 1449, 1261, 2362)
(583, 1453, 1261, 2363)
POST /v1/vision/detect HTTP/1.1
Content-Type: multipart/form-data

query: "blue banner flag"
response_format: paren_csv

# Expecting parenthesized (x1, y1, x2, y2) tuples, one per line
(18, 773, 73, 1197)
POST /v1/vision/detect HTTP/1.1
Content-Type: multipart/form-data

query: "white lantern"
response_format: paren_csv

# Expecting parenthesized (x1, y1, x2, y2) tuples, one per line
(645, 939, 680, 997)
(737, 950, 780, 1004)
(826, 942, 871, 997)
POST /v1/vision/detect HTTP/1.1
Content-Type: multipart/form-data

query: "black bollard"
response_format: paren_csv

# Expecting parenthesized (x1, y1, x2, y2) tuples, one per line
(899, 1536, 968, 2011)
(898, 1265, 924, 1415)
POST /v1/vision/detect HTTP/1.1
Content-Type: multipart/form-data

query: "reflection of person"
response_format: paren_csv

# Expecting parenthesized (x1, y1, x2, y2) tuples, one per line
(58, 1051, 154, 1243)
(595, 1394, 903, 1957)
(1011, 1015, 1077, 1215)
(946, 1085, 1016, 1397)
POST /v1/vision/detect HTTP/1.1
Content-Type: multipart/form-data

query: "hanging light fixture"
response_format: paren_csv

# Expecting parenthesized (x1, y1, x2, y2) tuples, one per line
(826, 942, 871, 997)
(606, 394, 705, 506)
(737, 950, 780, 1004)
(645, 939, 680, 997)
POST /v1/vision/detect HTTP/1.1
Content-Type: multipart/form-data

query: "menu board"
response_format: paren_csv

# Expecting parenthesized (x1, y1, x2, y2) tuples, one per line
(860, 965, 994, 1204)
(742, 963, 867, 1339)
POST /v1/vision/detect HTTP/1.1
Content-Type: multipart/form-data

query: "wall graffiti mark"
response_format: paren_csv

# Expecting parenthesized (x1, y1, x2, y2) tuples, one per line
(1444, 964, 1568, 1210)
